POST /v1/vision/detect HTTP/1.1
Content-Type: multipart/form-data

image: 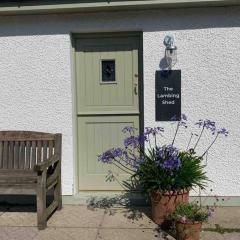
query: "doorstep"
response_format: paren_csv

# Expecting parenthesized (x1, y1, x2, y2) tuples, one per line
(63, 192, 240, 207)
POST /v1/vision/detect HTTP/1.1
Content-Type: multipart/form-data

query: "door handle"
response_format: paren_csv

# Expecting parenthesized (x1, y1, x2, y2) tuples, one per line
(134, 83, 138, 95)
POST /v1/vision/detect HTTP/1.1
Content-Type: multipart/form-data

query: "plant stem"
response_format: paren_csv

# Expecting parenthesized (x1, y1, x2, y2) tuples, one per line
(201, 134, 219, 157)
(193, 126, 205, 150)
(148, 137, 153, 150)
(186, 133, 193, 150)
(154, 134, 157, 148)
(112, 162, 134, 175)
(116, 158, 136, 173)
(205, 151, 208, 165)
(172, 122, 180, 146)
(199, 188, 202, 207)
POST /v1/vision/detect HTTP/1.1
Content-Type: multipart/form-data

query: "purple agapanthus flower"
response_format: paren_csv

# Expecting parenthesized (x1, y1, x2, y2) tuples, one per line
(98, 147, 124, 163)
(123, 151, 145, 170)
(161, 158, 182, 170)
(217, 128, 229, 137)
(156, 145, 182, 170)
(137, 134, 148, 145)
(124, 136, 139, 148)
(98, 149, 115, 163)
(124, 134, 147, 148)
(122, 126, 138, 134)
(144, 127, 164, 137)
(171, 114, 188, 128)
(195, 119, 216, 134)
(204, 120, 216, 131)
(179, 114, 188, 128)
(171, 114, 187, 121)
(113, 147, 124, 157)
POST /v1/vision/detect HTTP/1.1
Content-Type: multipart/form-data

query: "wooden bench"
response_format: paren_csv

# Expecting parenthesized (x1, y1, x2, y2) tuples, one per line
(0, 131, 62, 230)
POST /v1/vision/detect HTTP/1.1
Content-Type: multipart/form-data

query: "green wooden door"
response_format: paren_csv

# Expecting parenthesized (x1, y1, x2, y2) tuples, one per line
(75, 33, 141, 191)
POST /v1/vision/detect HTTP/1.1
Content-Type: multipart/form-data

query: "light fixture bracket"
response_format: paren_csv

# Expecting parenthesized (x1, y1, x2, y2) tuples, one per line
(164, 35, 177, 50)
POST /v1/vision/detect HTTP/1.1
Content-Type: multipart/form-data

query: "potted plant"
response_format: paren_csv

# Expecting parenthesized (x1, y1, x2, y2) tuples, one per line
(140, 148, 208, 225)
(98, 115, 228, 225)
(171, 202, 212, 240)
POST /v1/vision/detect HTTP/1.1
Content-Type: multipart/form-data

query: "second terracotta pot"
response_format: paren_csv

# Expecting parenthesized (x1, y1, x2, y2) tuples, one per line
(151, 190, 189, 225)
(175, 221, 202, 240)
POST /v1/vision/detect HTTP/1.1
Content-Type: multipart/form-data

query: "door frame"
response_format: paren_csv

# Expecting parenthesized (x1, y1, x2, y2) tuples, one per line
(71, 31, 144, 194)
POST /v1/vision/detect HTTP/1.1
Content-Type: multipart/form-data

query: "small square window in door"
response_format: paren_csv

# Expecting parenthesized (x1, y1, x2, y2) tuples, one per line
(101, 60, 115, 82)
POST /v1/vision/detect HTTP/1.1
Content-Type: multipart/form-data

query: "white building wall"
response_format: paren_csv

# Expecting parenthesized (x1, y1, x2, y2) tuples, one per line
(0, 6, 239, 196)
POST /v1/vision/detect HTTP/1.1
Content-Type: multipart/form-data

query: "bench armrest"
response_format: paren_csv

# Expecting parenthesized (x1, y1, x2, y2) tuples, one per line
(34, 154, 60, 172)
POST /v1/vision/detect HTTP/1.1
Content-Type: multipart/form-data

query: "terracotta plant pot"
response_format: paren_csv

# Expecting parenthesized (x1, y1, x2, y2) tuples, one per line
(175, 221, 202, 240)
(150, 190, 189, 225)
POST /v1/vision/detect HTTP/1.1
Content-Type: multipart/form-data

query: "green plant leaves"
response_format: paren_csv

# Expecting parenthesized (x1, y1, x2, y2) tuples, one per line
(171, 202, 209, 223)
(133, 150, 209, 194)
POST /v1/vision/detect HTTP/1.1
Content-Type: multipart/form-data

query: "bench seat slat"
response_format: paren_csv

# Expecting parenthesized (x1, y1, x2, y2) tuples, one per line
(0, 177, 37, 183)
(0, 172, 37, 186)
(0, 169, 36, 174)
(0, 184, 37, 189)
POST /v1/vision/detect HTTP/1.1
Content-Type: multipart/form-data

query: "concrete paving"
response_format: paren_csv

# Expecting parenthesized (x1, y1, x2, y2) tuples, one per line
(0, 205, 238, 239)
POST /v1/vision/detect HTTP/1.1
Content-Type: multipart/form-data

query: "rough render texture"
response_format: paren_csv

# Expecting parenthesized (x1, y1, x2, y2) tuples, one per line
(0, 6, 239, 196)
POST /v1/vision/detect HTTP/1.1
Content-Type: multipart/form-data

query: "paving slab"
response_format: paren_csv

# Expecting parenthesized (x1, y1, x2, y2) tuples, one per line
(203, 207, 240, 229)
(0, 212, 36, 227)
(200, 231, 224, 240)
(97, 228, 164, 240)
(222, 232, 240, 240)
(0, 227, 98, 240)
(35, 227, 98, 240)
(0, 227, 39, 240)
(200, 231, 240, 240)
(48, 205, 105, 228)
(101, 207, 157, 229)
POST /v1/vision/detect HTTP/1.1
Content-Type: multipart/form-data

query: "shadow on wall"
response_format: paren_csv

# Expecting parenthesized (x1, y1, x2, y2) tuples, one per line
(0, 6, 239, 36)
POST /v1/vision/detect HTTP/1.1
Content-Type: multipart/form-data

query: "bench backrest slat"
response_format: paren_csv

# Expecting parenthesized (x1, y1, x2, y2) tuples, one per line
(19, 141, 25, 169)
(31, 141, 36, 169)
(0, 142, 2, 168)
(3, 141, 8, 169)
(37, 140, 42, 164)
(9, 141, 14, 169)
(0, 131, 58, 170)
(49, 141, 54, 158)
(14, 141, 19, 169)
(26, 141, 31, 169)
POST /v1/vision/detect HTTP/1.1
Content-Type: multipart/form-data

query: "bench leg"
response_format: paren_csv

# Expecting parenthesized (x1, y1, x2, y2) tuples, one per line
(54, 175, 62, 210)
(37, 172, 47, 230)
(54, 134, 62, 210)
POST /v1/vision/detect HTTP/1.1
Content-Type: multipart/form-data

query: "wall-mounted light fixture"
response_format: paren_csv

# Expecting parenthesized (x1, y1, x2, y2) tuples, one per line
(164, 35, 177, 69)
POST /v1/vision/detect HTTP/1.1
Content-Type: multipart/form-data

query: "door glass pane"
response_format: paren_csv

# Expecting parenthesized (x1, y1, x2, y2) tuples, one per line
(101, 60, 115, 82)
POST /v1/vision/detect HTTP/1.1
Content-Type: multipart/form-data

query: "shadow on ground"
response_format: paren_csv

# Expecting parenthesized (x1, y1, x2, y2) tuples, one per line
(86, 192, 176, 240)
(0, 194, 54, 212)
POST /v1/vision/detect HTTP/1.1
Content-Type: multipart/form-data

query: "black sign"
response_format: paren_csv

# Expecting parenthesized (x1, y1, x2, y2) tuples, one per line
(155, 70, 181, 121)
